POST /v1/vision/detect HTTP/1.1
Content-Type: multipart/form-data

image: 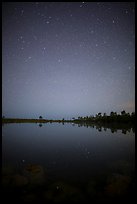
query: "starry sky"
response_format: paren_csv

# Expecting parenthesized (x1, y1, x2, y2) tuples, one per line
(2, 2, 135, 119)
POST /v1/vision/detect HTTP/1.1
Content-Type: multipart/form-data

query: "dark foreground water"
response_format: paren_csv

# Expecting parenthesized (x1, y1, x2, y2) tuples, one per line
(2, 123, 135, 203)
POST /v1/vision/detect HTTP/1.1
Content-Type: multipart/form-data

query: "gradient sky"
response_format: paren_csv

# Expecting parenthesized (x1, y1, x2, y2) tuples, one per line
(2, 2, 135, 119)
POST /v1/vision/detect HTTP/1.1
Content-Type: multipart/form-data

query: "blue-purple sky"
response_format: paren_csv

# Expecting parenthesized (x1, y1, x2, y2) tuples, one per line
(2, 2, 135, 119)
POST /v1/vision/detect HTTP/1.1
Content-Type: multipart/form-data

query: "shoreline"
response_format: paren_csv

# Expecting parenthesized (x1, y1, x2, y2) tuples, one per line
(2, 118, 73, 123)
(2, 118, 135, 124)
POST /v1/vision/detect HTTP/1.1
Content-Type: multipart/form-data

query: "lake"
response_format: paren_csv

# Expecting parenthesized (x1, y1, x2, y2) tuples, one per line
(2, 122, 135, 203)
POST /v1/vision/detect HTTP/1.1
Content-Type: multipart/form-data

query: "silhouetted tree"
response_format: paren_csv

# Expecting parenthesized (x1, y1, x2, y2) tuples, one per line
(121, 110, 126, 115)
(131, 112, 135, 121)
(98, 112, 102, 117)
(110, 111, 115, 116)
(39, 116, 43, 119)
(89, 115, 94, 119)
(131, 112, 135, 117)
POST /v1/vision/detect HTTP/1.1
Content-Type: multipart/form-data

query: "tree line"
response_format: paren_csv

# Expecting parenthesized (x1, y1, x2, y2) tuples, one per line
(73, 110, 135, 123)
(2, 110, 135, 123)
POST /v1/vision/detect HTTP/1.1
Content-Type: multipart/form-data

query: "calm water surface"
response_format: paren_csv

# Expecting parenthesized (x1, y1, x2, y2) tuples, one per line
(2, 123, 135, 203)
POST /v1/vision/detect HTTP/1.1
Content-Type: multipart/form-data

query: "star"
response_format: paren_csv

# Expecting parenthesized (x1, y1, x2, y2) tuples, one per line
(21, 10, 24, 15)
(90, 30, 94, 34)
(25, 56, 32, 62)
(56, 17, 59, 21)
(33, 35, 37, 40)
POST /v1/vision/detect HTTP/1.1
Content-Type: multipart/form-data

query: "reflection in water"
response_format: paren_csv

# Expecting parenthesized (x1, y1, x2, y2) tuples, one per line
(2, 123, 135, 203)
(72, 122, 134, 134)
(36, 121, 134, 134)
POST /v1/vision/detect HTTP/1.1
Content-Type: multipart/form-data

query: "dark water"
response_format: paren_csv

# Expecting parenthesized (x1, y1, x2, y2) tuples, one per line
(2, 123, 135, 203)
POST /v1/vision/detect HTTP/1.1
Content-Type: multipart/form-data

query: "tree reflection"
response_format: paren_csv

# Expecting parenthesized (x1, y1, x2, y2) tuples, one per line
(132, 127, 135, 133)
(73, 121, 134, 134)
(122, 129, 127, 134)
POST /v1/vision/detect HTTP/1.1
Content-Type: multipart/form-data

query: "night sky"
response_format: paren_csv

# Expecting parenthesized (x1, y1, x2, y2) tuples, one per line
(2, 2, 135, 119)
